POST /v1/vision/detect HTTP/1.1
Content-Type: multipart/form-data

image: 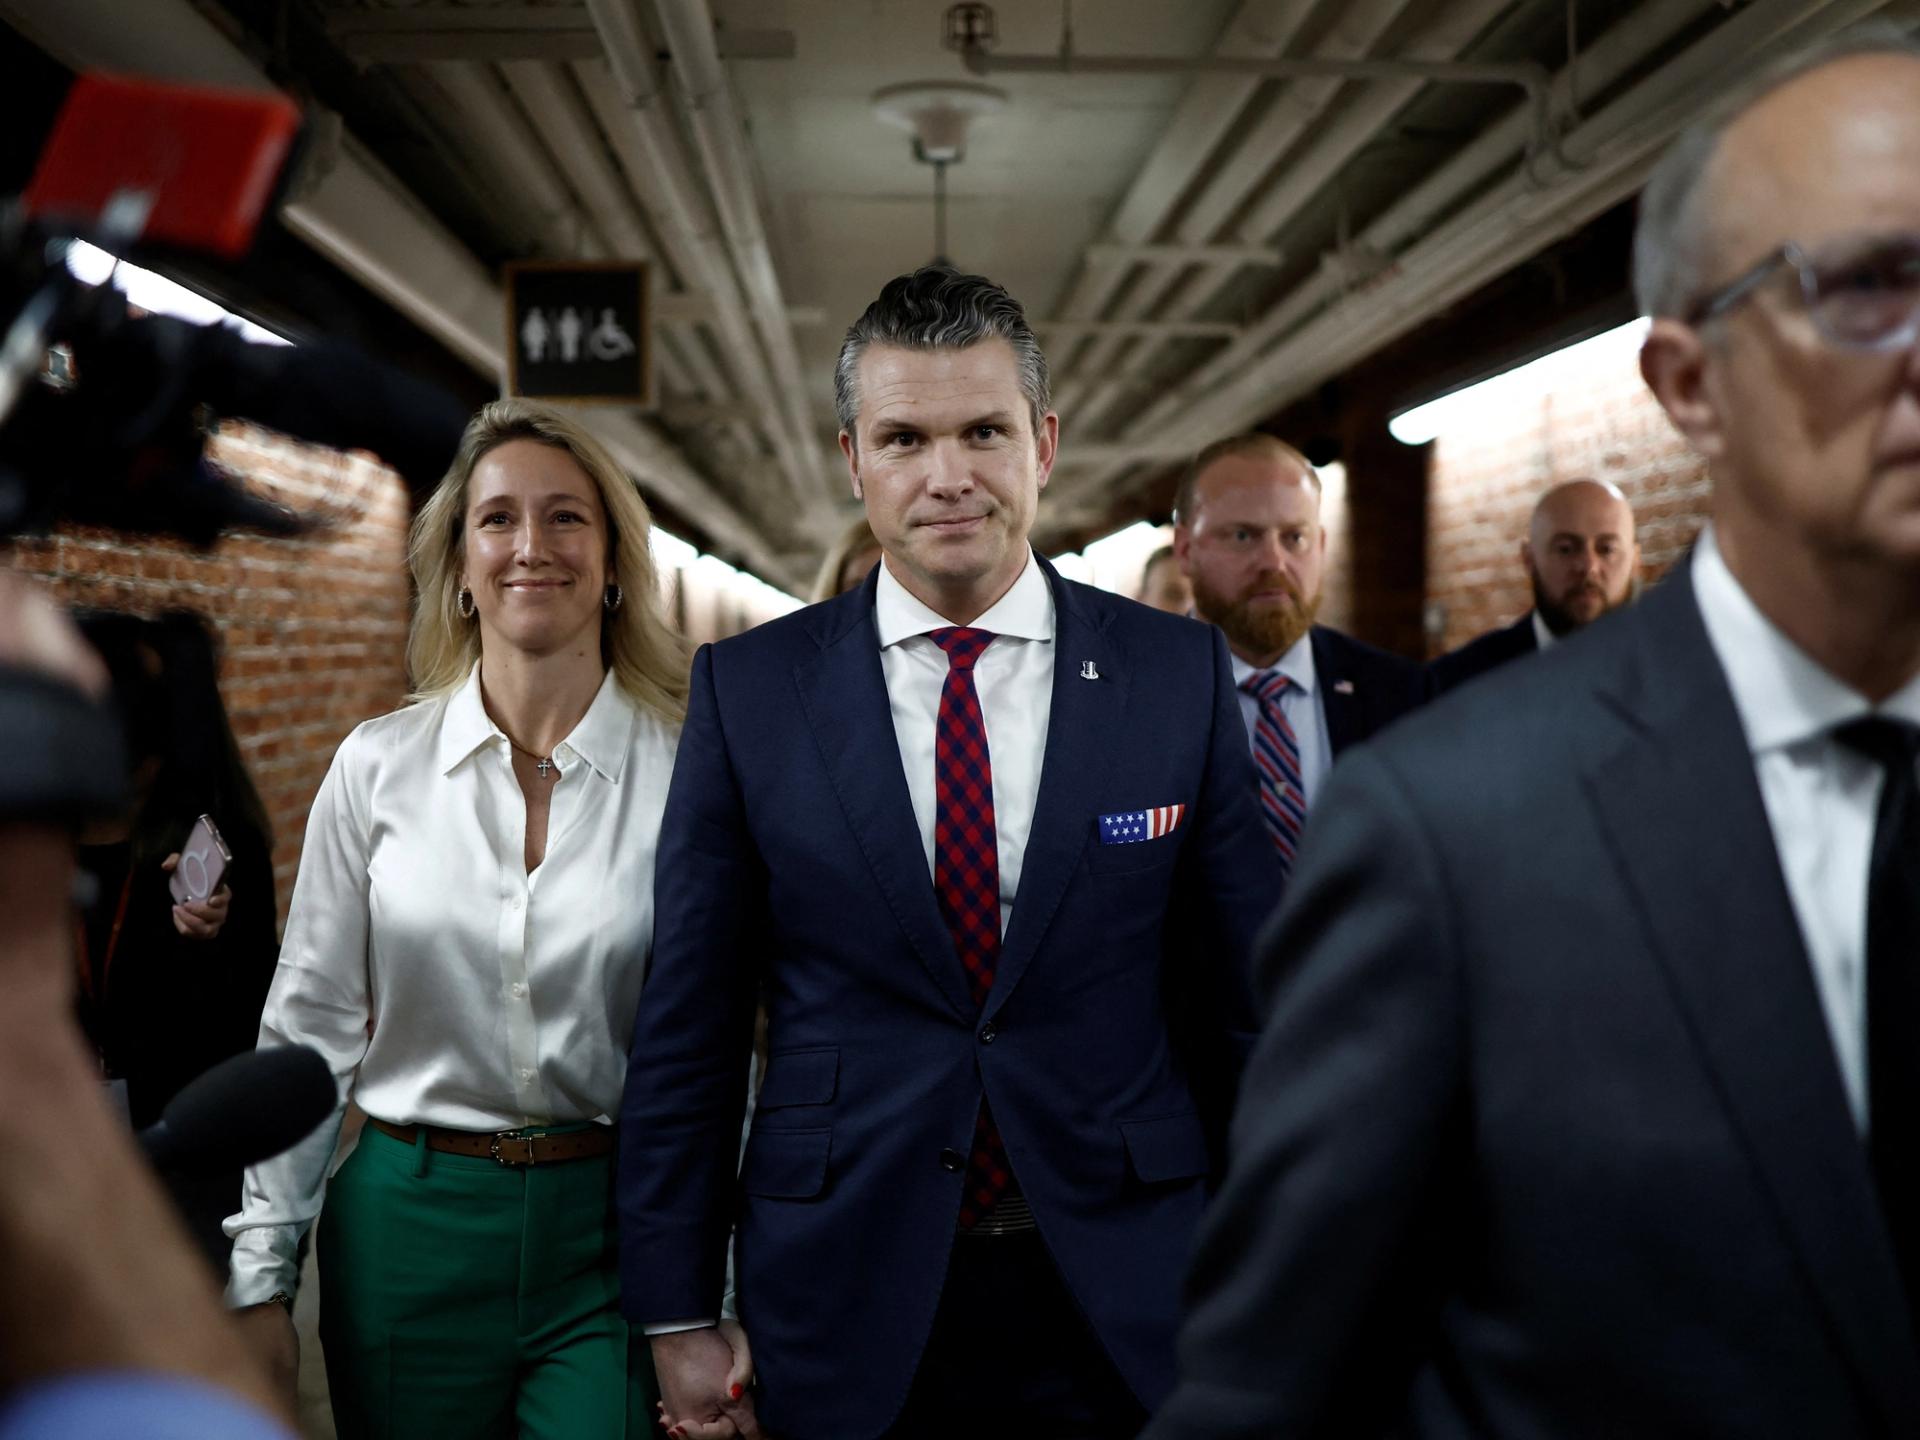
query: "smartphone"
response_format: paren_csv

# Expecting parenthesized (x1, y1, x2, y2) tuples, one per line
(169, 814, 232, 905)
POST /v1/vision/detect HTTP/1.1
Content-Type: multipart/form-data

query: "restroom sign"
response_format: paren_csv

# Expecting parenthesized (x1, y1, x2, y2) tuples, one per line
(505, 260, 650, 405)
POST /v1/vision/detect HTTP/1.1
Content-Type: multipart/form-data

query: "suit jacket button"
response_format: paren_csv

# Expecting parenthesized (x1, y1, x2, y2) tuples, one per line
(940, 1148, 964, 1172)
(979, 1022, 997, 1044)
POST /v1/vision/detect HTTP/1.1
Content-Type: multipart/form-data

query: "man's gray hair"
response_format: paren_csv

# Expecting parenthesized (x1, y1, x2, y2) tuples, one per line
(1633, 23, 1920, 320)
(834, 265, 1050, 444)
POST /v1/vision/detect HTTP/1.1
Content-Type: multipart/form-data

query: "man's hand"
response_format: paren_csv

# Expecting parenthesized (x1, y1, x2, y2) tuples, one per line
(651, 1325, 763, 1439)
(232, 1303, 299, 1405)
(162, 852, 232, 940)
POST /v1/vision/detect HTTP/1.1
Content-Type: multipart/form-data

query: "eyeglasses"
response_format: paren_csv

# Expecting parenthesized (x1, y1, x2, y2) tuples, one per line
(1685, 231, 1920, 351)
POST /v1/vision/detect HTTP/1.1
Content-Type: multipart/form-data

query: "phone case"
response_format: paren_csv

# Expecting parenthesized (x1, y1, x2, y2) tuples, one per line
(169, 813, 232, 905)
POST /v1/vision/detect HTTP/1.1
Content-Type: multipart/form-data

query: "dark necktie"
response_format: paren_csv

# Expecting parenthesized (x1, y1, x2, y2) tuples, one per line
(1240, 669, 1307, 879)
(929, 627, 1013, 1228)
(1835, 716, 1920, 1325)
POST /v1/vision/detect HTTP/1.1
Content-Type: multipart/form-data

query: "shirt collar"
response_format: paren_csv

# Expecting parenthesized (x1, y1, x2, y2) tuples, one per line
(873, 548, 1055, 649)
(1230, 629, 1317, 698)
(1691, 523, 1920, 753)
(1531, 609, 1558, 652)
(436, 662, 636, 781)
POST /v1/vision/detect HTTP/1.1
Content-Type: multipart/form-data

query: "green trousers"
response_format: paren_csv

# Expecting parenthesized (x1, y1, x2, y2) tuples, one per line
(316, 1122, 656, 1439)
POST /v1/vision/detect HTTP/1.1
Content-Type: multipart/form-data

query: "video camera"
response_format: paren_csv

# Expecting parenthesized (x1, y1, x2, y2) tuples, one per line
(1, 72, 469, 824)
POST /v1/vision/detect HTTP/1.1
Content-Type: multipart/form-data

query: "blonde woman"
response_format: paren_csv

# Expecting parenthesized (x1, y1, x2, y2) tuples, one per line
(808, 514, 882, 602)
(225, 399, 687, 1438)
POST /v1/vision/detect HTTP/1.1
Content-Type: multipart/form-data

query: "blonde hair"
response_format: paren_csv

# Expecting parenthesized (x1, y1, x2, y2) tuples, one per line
(809, 515, 882, 603)
(406, 398, 689, 725)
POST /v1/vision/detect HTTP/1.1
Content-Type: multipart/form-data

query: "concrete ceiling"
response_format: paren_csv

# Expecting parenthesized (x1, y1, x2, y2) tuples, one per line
(6, 0, 1916, 589)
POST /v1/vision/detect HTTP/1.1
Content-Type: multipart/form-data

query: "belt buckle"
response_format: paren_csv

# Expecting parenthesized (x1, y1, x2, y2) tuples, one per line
(489, 1130, 537, 1166)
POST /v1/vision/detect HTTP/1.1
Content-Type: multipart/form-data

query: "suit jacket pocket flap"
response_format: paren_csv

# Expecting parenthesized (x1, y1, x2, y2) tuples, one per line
(741, 1127, 831, 1199)
(757, 1047, 839, 1110)
(1118, 1113, 1209, 1184)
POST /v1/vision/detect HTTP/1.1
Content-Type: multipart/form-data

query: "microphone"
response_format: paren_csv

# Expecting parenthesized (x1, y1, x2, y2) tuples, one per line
(138, 1044, 335, 1175)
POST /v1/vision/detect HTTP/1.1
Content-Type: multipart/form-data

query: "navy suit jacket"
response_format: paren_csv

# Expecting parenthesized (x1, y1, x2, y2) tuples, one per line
(1306, 624, 1429, 756)
(1146, 564, 1920, 1439)
(619, 556, 1277, 1440)
(1426, 613, 1538, 695)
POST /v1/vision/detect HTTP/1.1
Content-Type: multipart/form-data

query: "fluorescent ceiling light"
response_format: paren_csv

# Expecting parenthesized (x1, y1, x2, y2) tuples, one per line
(651, 525, 802, 611)
(1388, 317, 1650, 446)
(64, 240, 291, 346)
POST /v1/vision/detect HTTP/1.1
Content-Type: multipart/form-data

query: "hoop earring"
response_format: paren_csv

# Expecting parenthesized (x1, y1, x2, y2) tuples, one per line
(604, 583, 623, 613)
(457, 586, 475, 619)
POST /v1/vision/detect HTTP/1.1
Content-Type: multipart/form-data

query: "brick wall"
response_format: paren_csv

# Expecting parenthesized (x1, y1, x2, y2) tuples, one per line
(3, 424, 413, 922)
(1422, 360, 1711, 657)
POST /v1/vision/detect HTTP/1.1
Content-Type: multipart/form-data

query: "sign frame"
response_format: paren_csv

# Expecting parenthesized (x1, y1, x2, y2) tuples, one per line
(503, 259, 652, 407)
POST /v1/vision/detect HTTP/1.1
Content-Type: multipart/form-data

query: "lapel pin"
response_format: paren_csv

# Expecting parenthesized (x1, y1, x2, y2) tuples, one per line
(1333, 679, 1355, 695)
(1080, 660, 1100, 681)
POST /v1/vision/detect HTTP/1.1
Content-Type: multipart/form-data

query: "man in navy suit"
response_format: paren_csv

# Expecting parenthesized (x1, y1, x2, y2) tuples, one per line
(1146, 32, 1920, 1439)
(618, 266, 1277, 1440)
(1171, 434, 1426, 879)
(1428, 477, 1640, 693)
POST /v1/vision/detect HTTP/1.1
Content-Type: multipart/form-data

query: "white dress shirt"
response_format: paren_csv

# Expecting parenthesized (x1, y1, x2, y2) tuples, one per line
(224, 664, 679, 1305)
(1231, 633, 1333, 810)
(1692, 525, 1920, 1134)
(1530, 609, 1558, 652)
(875, 550, 1056, 935)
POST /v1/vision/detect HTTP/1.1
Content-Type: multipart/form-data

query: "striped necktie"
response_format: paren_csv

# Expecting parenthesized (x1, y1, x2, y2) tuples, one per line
(928, 626, 1015, 1229)
(1241, 669, 1307, 878)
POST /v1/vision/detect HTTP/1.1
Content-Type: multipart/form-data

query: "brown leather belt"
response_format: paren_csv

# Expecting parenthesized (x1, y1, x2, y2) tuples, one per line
(367, 1116, 615, 1167)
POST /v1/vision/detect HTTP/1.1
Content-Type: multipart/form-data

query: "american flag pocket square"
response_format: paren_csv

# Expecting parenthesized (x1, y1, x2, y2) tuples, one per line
(1097, 804, 1188, 845)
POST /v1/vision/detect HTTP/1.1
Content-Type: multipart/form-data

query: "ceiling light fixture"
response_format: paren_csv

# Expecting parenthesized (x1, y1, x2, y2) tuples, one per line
(871, 81, 1007, 267)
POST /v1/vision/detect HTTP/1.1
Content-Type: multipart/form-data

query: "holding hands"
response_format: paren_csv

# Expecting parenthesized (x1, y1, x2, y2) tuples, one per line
(652, 1321, 762, 1439)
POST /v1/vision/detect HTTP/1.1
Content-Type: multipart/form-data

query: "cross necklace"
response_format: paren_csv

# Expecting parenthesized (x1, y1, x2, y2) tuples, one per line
(507, 738, 557, 778)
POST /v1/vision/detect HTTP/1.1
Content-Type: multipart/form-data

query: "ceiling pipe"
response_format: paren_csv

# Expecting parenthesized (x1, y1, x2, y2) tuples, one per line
(571, 26, 825, 512)
(423, 62, 609, 261)
(1042, 0, 1325, 379)
(649, 0, 829, 498)
(1050, 0, 1421, 417)
(0, 0, 792, 581)
(1044, 0, 1724, 504)
(1062, 0, 1517, 435)
(1117, 0, 1895, 462)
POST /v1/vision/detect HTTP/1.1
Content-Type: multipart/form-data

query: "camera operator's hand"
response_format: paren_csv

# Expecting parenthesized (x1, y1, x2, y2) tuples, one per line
(162, 852, 233, 940)
(0, 571, 288, 1425)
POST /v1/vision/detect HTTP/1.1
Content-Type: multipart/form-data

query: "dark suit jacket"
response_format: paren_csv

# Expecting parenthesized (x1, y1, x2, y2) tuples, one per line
(619, 557, 1279, 1440)
(1306, 624, 1428, 756)
(1426, 613, 1538, 694)
(1145, 565, 1920, 1439)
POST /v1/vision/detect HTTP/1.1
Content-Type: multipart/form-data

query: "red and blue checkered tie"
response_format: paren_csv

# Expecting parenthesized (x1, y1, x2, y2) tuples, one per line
(929, 626, 1013, 1228)
(1241, 669, 1307, 879)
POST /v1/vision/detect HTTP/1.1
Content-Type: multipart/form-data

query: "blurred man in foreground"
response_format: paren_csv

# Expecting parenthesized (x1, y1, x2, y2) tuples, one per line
(1148, 31, 1920, 1440)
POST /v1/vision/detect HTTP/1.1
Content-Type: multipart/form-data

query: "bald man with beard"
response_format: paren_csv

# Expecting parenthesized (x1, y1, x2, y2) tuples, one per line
(1429, 477, 1641, 694)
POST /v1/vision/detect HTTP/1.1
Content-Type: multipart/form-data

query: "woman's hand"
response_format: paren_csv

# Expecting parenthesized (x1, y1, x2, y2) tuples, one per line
(162, 852, 232, 940)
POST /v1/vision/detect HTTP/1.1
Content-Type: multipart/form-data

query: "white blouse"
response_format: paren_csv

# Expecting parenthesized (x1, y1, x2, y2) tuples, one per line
(225, 663, 679, 1305)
